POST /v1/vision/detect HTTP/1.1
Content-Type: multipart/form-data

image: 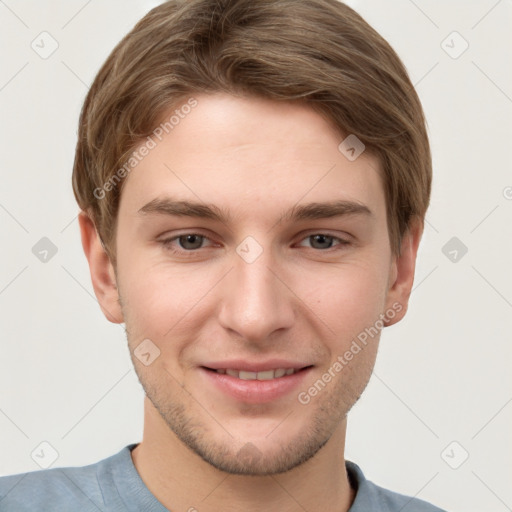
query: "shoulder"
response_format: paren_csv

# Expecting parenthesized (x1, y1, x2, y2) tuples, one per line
(0, 445, 131, 512)
(0, 465, 103, 512)
(346, 461, 448, 512)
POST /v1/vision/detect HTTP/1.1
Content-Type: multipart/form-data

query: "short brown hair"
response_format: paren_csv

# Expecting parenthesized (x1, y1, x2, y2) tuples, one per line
(72, 0, 432, 261)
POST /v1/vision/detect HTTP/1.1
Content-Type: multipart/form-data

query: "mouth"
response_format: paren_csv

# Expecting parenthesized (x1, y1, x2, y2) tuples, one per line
(199, 364, 314, 403)
(203, 367, 309, 380)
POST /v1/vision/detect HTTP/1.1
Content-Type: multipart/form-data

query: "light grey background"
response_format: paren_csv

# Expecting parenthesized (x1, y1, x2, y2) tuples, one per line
(0, 1, 511, 511)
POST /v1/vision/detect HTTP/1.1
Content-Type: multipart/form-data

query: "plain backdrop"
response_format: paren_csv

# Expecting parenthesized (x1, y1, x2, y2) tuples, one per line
(0, 1, 511, 511)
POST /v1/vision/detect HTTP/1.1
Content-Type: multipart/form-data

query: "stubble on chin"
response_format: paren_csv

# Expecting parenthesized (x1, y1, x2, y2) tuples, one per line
(133, 364, 362, 477)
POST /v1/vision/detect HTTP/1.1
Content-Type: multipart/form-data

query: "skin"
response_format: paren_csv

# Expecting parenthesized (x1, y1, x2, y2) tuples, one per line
(79, 93, 423, 512)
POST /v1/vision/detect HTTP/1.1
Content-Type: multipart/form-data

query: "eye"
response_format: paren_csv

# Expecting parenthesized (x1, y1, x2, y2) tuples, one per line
(297, 233, 350, 250)
(159, 231, 351, 257)
(161, 233, 213, 253)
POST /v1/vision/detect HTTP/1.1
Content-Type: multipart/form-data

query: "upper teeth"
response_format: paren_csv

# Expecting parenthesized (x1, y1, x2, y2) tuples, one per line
(217, 368, 296, 380)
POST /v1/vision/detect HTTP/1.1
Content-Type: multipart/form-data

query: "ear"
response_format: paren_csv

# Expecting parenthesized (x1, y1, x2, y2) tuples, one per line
(78, 211, 124, 324)
(383, 217, 424, 327)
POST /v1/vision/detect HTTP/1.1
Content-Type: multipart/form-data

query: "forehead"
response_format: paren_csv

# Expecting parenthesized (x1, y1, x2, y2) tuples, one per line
(119, 93, 385, 224)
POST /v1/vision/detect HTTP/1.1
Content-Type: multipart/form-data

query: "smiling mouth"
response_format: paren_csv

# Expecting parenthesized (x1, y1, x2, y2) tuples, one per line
(202, 366, 313, 381)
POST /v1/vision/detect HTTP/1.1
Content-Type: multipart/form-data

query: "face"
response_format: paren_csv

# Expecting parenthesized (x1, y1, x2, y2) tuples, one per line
(89, 93, 415, 476)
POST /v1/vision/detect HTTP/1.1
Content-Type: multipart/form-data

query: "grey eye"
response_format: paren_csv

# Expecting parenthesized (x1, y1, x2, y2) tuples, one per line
(177, 234, 205, 250)
(308, 234, 336, 249)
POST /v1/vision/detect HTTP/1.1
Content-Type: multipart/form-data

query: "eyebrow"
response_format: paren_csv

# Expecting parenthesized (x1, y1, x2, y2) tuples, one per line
(138, 197, 373, 224)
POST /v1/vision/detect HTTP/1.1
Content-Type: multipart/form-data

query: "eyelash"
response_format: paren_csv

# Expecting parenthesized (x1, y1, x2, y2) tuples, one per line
(159, 232, 351, 256)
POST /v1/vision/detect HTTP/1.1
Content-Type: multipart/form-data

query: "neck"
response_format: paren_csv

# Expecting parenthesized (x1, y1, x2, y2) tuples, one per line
(131, 397, 355, 512)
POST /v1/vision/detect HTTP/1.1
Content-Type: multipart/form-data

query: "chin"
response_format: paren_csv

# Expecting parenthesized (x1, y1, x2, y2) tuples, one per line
(161, 403, 333, 476)
(196, 435, 330, 476)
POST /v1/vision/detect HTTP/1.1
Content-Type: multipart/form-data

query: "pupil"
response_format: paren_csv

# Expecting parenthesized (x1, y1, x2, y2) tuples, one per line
(181, 234, 202, 249)
(313, 235, 331, 249)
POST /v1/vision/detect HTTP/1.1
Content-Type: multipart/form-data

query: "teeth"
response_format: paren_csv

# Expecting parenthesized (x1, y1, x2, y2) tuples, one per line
(215, 368, 298, 380)
(239, 370, 258, 380)
(256, 370, 275, 380)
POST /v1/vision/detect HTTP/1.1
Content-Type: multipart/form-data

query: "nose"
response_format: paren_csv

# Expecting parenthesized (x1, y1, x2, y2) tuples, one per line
(217, 243, 295, 344)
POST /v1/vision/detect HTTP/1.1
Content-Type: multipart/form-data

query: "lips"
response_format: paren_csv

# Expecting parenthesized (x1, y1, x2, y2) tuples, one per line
(200, 361, 313, 403)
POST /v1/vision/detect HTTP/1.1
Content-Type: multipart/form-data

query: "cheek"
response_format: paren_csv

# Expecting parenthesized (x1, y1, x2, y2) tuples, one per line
(117, 254, 219, 341)
(301, 259, 390, 336)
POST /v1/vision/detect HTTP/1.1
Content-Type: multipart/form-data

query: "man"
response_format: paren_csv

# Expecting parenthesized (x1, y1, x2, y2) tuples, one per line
(0, 0, 447, 510)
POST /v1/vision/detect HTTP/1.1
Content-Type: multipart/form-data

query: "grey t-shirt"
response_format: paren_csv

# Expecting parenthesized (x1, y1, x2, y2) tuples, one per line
(0, 444, 446, 511)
